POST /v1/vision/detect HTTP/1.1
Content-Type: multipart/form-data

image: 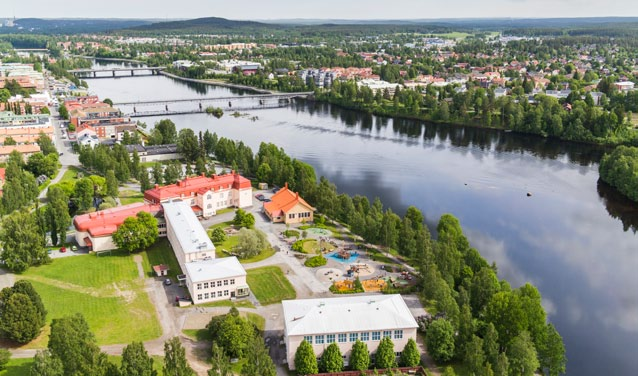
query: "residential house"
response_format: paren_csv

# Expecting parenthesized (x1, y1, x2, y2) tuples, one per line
(0, 144, 41, 162)
(125, 144, 180, 162)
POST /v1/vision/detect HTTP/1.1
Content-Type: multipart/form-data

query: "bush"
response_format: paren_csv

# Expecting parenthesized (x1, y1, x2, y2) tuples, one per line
(283, 230, 299, 238)
(210, 227, 227, 244)
(291, 240, 305, 253)
(304, 255, 327, 267)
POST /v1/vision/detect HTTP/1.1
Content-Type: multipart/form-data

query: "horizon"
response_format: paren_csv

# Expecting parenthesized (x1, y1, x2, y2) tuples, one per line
(2, 0, 638, 20)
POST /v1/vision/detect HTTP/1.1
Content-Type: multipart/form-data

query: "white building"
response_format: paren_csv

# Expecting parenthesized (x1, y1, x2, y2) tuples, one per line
(357, 79, 402, 95)
(162, 200, 249, 304)
(184, 257, 249, 304)
(282, 295, 419, 369)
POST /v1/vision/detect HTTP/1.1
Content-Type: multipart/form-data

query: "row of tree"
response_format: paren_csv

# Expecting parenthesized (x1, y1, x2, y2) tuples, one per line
(294, 337, 420, 375)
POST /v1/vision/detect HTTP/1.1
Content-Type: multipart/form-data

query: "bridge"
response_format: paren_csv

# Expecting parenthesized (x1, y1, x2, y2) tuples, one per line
(124, 102, 291, 118)
(114, 92, 312, 107)
(69, 67, 166, 78)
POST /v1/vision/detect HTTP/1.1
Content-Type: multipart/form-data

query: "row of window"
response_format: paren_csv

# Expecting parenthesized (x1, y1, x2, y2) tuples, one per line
(305, 330, 403, 345)
(196, 279, 235, 290)
(197, 290, 230, 300)
(288, 212, 311, 219)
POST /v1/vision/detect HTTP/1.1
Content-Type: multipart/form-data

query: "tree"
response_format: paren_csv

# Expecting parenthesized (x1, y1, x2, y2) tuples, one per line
(349, 340, 370, 371)
(30, 350, 64, 376)
(155, 119, 177, 144)
(121, 342, 156, 376)
(113, 211, 159, 253)
(208, 343, 231, 376)
(177, 128, 200, 162)
(0, 211, 48, 272)
(240, 335, 276, 376)
(163, 337, 195, 376)
(0, 349, 9, 371)
(483, 323, 500, 368)
(537, 324, 566, 376)
(399, 338, 421, 367)
(464, 335, 486, 376)
(48, 313, 107, 376)
(139, 168, 152, 192)
(103, 98, 113, 106)
(106, 170, 119, 198)
(46, 186, 71, 246)
(152, 163, 163, 185)
(425, 319, 455, 363)
(233, 208, 255, 228)
(320, 343, 344, 373)
(210, 227, 227, 244)
(507, 332, 539, 376)
(443, 366, 457, 376)
(211, 309, 255, 358)
(36, 132, 56, 156)
(73, 177, 95, 212)
(10, 280, 46, 325)
(58, 104, 69, 120)
(26, 153, 58, 178)
(494, 352, 509, 376)
(294, 339, 318, 376)
(3, 136, 16, 146)
(375, 336, 396, 369)
(0, 293, 42, 343)
(233, 228, 269, 259)
(485, 292, 527, 347)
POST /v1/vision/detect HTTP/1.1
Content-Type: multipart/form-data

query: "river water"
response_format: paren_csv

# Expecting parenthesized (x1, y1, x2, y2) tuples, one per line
(86, 61, 638, 375)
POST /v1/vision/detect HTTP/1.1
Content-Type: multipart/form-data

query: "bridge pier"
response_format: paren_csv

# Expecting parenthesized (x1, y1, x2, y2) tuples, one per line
(131, 70, 134, 76)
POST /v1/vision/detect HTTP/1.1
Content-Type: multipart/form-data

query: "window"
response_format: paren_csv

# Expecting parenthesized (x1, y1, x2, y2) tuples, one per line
(350, 333, 358, 342)
(361, 332, 370, 341)
(394, 330, 403, 339)
(207, 204, 212, 209)
(230, 279, 235, 285)
(204, 293, 209, 299)
(372, 331, 381, 341)
(197, 284, 202, 290)
(224, 290, 229, 296)
(217, 291, 222, 297)
(395, 352, 402, 357)
(217, 281, 222, 287)
(207, 194, 212, 199)
(224, 280, 229, 286)
(197, 294, 202, 300)
(203, 282, 209, 289)
(326, 334, 335, 343)
(304, 336, 313, 344)
(289, 213, 295, 219)
(315, 335, 324, 344)
(338, 333, 347, 343)
(383, 331, 392, 339)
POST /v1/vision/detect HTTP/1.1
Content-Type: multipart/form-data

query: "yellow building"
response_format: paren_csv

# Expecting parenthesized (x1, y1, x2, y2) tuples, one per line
(263, 183, 315, 224)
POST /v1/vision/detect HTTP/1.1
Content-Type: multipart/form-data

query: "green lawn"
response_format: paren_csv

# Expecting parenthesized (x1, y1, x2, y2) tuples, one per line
(197, 299, 255, 309)
(182, 329, 212, 341)
(140, 238, 183, 278)
(241, 312, 265, 331)
(58, 166, 82, 184)
(119, 190, 145, 205)
(246, 266, 296, 305)
(17, 251, 161, 348)
(0, 358, 33, 376)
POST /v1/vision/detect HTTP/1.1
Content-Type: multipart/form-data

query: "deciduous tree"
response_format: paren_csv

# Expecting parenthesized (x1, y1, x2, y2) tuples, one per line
(425, 319, 455, 363)
(349, 340, 370, 371)
(399, 338, 421, 367)
(507, 332, 539, 376)
(163, 337, 195, 376)
(538, 323, 566, 376)
(240, 335, 276, 376)
(294, 339, 318, 376)
(121, 341, 156, 376)
(320, 343, 344, 373)
(0, 211, 48, 272)
(30, 349, 64, 376)
(375, 336, 396, 369)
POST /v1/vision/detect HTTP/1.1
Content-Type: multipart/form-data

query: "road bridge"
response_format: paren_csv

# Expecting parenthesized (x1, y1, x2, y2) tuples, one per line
(69, 67, 166, 78)
(124, 102, 290, 118)
(114, 92, 312, 107)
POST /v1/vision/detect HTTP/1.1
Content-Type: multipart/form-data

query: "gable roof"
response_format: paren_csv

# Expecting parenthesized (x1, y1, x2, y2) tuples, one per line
(263, 183, 315, 217)
(73, 202, 162, 237)
(144, 172, 251, 202)
(282, 294, 418, 336)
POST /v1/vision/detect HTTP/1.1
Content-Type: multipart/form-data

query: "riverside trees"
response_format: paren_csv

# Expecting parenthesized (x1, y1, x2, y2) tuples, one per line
(599, 145, 638, 202)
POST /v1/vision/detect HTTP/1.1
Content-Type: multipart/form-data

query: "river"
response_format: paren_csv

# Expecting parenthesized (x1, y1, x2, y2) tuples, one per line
(86, 60, 638, 375)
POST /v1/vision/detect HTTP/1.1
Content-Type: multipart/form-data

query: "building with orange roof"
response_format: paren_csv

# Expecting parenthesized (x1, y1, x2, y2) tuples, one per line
(73, 202, 164, 252)
(0, 144, 41, 162)
(144, 171, 252, 217)
(263, 183, 315, 224)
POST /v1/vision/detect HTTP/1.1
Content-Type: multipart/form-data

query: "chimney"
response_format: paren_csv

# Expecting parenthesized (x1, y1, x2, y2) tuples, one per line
(296, 192, 299, 199)
(284, 182, 288, 189)
(154, 184, 159, 189)
(212, 174, 216, 179)
(201, 172, 206, 177)
(177, 180, 182, 187)
(231, 170, 235, 175)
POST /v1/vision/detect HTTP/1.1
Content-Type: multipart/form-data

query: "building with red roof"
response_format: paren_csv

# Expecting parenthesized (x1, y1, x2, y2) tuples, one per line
(263, 183, 315, 224)
(144, 172, 252, 217)
(73, 202, 164, 252)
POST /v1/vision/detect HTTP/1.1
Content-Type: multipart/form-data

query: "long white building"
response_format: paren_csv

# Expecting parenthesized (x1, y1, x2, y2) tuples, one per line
(282, 295, 419, 369)
(162, 200, 248, 304)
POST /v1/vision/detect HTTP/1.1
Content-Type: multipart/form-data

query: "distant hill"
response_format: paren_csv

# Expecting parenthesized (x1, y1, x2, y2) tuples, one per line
(9, 18, 153, 34)
(129, 17, 274, 32)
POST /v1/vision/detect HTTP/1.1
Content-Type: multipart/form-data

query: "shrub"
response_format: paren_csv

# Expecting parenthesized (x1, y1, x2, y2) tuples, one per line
(304, 255, 327, 267)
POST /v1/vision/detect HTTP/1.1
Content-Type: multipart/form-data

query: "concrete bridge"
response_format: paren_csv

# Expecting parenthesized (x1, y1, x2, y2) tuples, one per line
(114, 92, 312, 107)
(69, 67, 166, 78)
(124, 102, 291, 118)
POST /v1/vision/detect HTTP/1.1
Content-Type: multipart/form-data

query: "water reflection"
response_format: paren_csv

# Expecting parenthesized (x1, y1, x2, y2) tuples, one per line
(597, 180, 638, 233)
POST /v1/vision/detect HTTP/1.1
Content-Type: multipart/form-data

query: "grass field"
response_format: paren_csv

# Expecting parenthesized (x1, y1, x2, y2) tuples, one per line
(58, 166, 82, 184)
(182, 329, 212, 341)
(119, 190, 145, 205)
(242, 312, 265, 331)
(246, 266, 296, 305)
(197, 299, 255, 309)
(140, 238, 183, 278)
(18, 251, 161, 348)
(0, 358, 32, 376)
(434, 31, 473, 40)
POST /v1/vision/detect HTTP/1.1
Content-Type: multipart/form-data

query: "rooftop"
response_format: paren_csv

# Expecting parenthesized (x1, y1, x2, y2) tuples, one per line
(184, 257, 246, 283)
(144, 172, 251, 202)
(0, 144, 41, 155)
(282, 294, 418, 336)
(263, 183, 315, 217)
(73, 202, 162, 237)
(161, 200, 214, 255)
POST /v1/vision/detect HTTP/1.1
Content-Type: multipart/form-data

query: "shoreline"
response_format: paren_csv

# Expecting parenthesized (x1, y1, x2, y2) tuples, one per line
(159, 71, 273, 94)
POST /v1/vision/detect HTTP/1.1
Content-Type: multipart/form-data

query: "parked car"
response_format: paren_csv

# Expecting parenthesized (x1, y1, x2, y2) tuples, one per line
(272, 186, 280, 193)
(255, 194, 265, 201)
(263, 198, 272, 202)
(71, 245, 78, 251)
(164, 278, 172, 286)
(59, 247, 66, 253)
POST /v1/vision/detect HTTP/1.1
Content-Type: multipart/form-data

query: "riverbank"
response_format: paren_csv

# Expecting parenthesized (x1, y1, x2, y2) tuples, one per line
(72, 55, 146, 65)
(159, 71, 273, 94)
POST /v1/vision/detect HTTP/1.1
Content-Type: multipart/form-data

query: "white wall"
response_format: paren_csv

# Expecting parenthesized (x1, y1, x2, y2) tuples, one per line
(187, 274, 248, 304)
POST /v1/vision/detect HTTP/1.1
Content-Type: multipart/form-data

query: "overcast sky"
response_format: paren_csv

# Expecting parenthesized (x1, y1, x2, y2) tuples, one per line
(2, 0, 638, 20)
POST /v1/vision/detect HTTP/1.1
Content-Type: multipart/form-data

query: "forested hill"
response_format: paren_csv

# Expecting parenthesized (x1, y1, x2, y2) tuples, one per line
(128, 17, 273, 32)
(7, 18, 153, 34)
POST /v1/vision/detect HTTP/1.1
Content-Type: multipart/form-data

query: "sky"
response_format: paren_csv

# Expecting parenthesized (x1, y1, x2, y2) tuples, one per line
(2, 0, 638, 20)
